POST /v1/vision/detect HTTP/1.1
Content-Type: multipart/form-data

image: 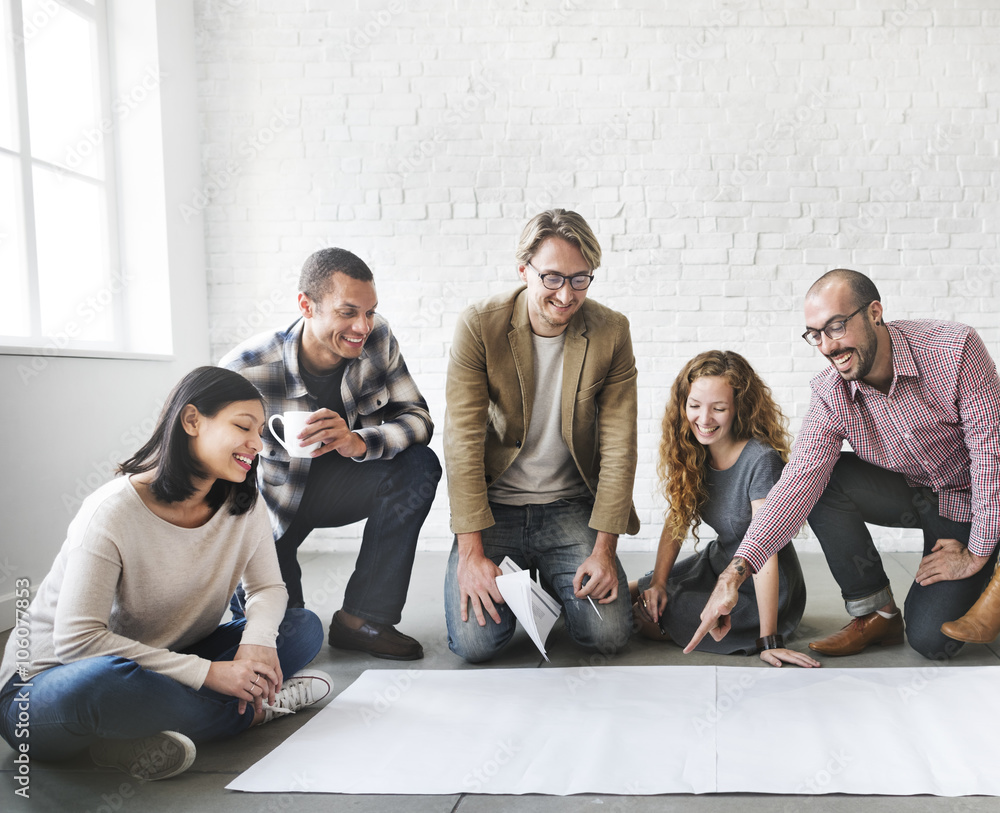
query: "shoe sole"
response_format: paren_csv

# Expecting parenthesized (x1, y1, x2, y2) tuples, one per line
(327, 620, 424, 660)
(809, 633, 904, 656)
(90, 731, 196, 781)
(327, 635, 424, 660)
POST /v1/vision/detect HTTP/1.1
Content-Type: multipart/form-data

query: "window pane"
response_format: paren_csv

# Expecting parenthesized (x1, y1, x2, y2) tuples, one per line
(0, 2, 18, 151)
(34, 166, 114, 343)
(0, 153, 30, 336)
(23, 0, 104, 178)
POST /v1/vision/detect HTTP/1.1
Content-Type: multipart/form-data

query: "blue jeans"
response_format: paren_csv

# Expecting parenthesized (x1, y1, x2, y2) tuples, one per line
(0, 608, 323, 761)
(235, 445, 441, 626)
(807, 453, 998, 660)
(444, 498, 632, 663)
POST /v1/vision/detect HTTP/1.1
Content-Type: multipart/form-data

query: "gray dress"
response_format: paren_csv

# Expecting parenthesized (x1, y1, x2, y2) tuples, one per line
(639, 438, 806, 655)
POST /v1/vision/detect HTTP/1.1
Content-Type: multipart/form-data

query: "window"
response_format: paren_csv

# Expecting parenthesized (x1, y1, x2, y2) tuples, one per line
(0, 0, 172, 358)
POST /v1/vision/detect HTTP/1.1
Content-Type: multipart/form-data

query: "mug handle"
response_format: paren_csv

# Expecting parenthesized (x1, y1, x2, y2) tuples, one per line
(268, 415, 291, 453)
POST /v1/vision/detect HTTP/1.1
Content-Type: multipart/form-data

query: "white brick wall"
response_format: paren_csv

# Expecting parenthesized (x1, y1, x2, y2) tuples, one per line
(194, 0, 1000, 554)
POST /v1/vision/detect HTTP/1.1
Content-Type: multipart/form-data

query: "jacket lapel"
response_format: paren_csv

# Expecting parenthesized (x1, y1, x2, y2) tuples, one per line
(561, 310, 587, 444)
(508, 292, 535, 434)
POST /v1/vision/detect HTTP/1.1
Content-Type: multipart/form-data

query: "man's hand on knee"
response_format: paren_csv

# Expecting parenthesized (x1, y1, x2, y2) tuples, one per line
(915, 538, 989, 585)
(457, 549, 505, 626)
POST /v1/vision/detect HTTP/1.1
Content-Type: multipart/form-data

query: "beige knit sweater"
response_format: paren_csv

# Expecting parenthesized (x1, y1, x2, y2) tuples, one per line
(0, 476, 287, 690)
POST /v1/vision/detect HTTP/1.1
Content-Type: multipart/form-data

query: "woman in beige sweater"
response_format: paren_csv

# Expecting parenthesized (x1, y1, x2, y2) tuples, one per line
(0, 367, 331, 781)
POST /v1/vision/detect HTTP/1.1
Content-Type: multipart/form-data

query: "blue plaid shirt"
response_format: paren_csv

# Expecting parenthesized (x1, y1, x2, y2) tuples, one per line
(220, 316, 433, 539)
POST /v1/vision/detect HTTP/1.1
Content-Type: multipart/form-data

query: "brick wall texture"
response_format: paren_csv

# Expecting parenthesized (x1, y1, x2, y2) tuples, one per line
(194, 0, 1000, 553)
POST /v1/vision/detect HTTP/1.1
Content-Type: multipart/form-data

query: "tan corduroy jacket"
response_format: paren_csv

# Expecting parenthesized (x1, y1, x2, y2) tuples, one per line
(444, 286, 640, 536)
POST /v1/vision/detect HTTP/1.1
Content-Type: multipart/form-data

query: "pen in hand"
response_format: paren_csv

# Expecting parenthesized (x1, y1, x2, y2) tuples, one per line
(580, 575, 604, 620)
(586, 594, 603, 620)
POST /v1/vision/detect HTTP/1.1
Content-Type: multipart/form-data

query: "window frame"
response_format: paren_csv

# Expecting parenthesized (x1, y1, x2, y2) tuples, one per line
(0, 0, 170, 361)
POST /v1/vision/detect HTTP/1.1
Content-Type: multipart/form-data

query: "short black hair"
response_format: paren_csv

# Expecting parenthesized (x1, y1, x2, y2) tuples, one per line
(298, 248, 374, 302)
(808, 268, 881, 309)
(117, 367, 264, 515)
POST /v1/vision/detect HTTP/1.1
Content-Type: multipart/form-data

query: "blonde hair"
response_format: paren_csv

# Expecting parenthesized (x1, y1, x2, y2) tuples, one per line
(658, 350, 792, 543)
(515, 209, 601, 271)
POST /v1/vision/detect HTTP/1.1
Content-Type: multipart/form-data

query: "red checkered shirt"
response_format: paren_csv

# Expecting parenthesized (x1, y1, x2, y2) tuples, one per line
(736, 320, 1000, 573)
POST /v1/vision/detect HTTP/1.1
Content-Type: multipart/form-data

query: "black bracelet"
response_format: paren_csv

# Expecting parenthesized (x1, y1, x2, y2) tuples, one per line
(755, 634, 785, 653)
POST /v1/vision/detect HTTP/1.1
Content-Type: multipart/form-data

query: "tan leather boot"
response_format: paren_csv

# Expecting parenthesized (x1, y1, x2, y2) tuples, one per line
(941, 567, 1000, 643)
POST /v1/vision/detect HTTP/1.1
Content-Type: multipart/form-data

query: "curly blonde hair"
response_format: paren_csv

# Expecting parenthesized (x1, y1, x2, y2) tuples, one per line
(657, 350, 792, 544)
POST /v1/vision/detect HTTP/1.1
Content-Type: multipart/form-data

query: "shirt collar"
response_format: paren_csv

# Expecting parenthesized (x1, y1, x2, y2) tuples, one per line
(846, 321, 916, 400)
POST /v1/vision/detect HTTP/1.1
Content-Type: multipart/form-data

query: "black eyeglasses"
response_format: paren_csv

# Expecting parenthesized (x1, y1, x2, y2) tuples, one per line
(527, 261, 594, 291)
(801, 302, 873, 346)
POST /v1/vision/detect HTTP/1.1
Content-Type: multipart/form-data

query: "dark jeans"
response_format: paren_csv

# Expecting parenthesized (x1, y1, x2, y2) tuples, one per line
(0, 609, 323, 761)
(266, 444, 441, 626)
(807, 453, 997, 660)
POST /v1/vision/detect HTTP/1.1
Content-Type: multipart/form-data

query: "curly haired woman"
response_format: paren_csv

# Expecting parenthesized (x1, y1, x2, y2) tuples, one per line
(632, 350, 817, 667)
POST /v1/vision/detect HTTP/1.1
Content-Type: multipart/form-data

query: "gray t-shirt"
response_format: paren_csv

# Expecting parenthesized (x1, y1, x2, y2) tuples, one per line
(488, 332, 589, 506)
(700, 437, 785, 555)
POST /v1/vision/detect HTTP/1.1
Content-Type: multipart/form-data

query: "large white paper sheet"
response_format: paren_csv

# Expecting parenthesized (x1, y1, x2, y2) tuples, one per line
(229, 665, 1000, 797)
(716, 666, 1000, 796)
(228, 666, 717, 795)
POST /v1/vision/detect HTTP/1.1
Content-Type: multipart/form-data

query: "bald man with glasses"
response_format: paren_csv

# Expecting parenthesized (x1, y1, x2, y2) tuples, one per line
(442, 209, 639, 663)
(687, 269, 1000, 661)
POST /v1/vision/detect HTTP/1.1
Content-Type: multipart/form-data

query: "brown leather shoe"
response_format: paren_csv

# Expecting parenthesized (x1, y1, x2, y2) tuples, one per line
(808, 611, 904, 656)
(941, 567, 1000, 643)
(327, 611, 424, 660)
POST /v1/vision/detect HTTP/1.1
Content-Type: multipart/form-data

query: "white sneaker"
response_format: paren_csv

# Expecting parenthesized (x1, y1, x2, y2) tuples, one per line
(89, 730, 196, 781)
(260, 669, 334, 724)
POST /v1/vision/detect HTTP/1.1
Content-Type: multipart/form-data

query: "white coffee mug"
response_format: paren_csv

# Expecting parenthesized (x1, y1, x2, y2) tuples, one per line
(269, 411, 322, 458)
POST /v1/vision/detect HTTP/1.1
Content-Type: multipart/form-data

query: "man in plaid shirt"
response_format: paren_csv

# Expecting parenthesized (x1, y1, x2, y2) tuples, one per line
(221, 248, 440, 660)
(687, 269, 1000, 660)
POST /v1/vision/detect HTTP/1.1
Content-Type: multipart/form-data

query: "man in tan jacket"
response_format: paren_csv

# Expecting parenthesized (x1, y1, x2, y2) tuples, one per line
(444, 209, 639, 662)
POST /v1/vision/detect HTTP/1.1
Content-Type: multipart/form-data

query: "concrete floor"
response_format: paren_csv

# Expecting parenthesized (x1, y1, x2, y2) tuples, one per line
(3, 549, 1000, 812)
